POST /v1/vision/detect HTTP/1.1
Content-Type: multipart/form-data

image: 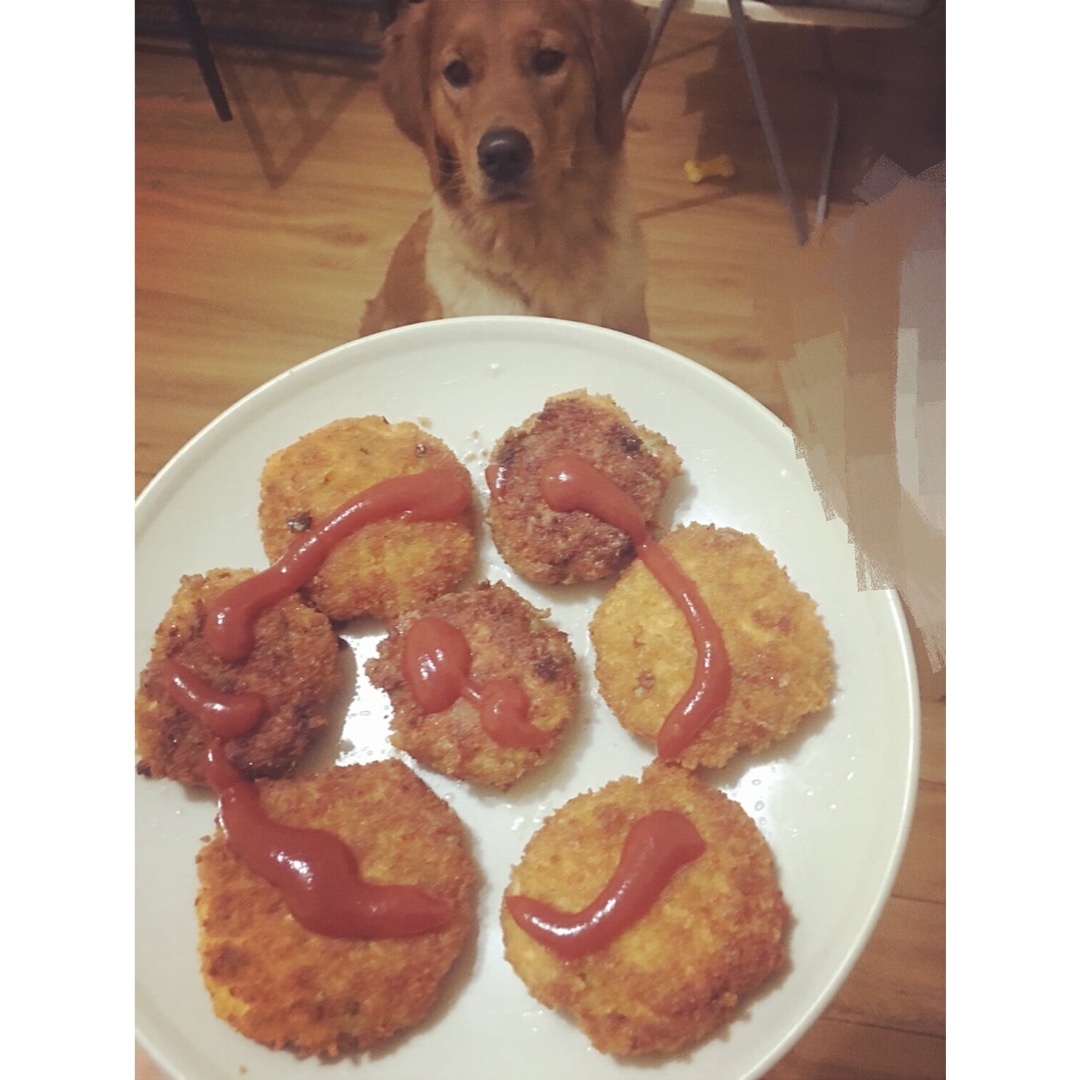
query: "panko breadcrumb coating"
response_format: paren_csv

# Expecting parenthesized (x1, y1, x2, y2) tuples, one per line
(134, 569, 341, 787)
(591, 524, 834, 769)
(258, 417, 476, 623)
(196, 759, 477, 1058)
(366, 581, 579, 790)
(485, 391, 682, 584)
(501, 761, 789, 1058)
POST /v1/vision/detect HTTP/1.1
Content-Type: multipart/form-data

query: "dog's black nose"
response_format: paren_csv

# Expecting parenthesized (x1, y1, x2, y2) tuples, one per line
(477, 128, 534, 184)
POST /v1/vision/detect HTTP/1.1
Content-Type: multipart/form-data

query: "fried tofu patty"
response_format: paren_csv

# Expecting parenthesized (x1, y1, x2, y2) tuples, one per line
(591, 524, 834, 769)
(485, 391, 682, 584)
(196, 759, 477, 1058)
(365, 581, 579, 790)
(501, 761, 789, 1058)
(258, 416, 476, 623)
(135, 569, 341, 787)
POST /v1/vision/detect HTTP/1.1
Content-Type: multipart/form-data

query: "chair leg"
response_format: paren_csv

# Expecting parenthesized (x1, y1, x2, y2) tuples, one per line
(623, 0, 842, 244)
(623, 0, 679, 116)
(727, 0, 807, 244)
(171, 0, 232, 122)
(812, 26, 841, 232)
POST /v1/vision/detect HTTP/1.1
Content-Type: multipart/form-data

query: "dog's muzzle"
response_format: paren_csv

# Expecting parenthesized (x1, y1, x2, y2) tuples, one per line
(478, 127, 534, 196)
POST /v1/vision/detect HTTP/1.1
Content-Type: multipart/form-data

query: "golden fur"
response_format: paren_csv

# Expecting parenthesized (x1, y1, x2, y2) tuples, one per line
(360, 0, 651, 338)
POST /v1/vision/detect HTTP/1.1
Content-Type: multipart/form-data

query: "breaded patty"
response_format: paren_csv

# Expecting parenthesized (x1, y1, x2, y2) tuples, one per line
(135, 569, 341, 787)
(591, 524, 834, 769)
(258, 417, 475, 622)
(501, 761, 789, 1058)
(366, 581, 579, 790)
(485, 391, 682, 584)
(196, 759, 477, 1058)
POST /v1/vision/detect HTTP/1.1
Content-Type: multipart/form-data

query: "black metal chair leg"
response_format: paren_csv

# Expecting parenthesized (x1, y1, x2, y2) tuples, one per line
(811, 26, 841, 232)
(623, 0, 678, 116)
(171, 0, 232, 122)
(727, 0, 807, 244)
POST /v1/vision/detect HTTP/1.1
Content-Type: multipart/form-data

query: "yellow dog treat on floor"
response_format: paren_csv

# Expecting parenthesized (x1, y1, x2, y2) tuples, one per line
(684, 154, 736, 183)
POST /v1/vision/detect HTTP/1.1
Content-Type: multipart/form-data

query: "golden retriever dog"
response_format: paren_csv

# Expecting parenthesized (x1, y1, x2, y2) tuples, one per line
(359, 0, 652, 339)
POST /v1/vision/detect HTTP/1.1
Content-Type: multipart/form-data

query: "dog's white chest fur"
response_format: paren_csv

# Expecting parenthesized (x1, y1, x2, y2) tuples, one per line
(424, 177, 648, 336)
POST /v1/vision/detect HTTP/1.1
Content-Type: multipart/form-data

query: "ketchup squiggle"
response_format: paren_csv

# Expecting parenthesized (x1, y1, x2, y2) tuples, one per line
(159, 467, 473, 939)
(539, 453, 731, 758)
(403, 615, 550, 749)
(203, 742, 453, 939)
(504, 809, 706, 959)
(161, 657, 264, 738)
(204, 468, 470, 662)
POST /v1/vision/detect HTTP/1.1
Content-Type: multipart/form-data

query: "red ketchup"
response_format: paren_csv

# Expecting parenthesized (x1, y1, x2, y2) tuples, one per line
(203, 741, 453, 939)
(402, 615, 550, 749)
(539, 453, 731, 759)
(204, 469, 471, 662)
(161, 657, 264, 738)
(504, 809, 706, 959)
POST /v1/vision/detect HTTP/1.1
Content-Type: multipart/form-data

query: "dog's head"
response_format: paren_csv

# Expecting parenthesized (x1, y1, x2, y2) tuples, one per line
(380, 0, 650, 207)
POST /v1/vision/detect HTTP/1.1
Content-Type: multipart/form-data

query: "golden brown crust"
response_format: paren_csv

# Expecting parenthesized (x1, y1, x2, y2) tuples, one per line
(501, 761, 789, 1058)
(485, 391, 682, 584)
(590, 523, 835, 769)
(258, 417, 476, 622)
(134, 568, 341, 787)
(366, 581, 579, 790)
(195, 759, 477, 1059)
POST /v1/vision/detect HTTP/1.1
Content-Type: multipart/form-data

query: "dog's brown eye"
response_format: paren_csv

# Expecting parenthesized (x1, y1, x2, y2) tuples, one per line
(443, 59, 471, 88)
(532, 48, 565, 76)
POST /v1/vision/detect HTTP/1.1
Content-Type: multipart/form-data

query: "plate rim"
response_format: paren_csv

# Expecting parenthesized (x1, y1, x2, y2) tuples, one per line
(135, 315, 921, 1080)
(136, 316, 791, 520)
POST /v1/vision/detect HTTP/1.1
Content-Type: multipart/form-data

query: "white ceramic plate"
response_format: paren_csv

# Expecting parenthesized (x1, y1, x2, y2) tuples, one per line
(135, 316, 918, 1080)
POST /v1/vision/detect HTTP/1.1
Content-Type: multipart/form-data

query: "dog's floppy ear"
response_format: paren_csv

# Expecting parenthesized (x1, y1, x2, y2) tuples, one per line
(584, 0, 651, 153)
(380, 0, 433, 148)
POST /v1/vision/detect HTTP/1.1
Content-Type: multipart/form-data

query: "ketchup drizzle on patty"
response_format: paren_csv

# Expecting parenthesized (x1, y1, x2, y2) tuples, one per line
(204, 742, 453, 939)
(204, 468, 471, 662)
(539, 452, 731, 758)
(402, 615, 550, 749)
(505, 809, 706, 959)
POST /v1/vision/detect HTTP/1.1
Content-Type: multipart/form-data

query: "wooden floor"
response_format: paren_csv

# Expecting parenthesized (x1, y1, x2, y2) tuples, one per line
(135, 5, 945, 1077)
